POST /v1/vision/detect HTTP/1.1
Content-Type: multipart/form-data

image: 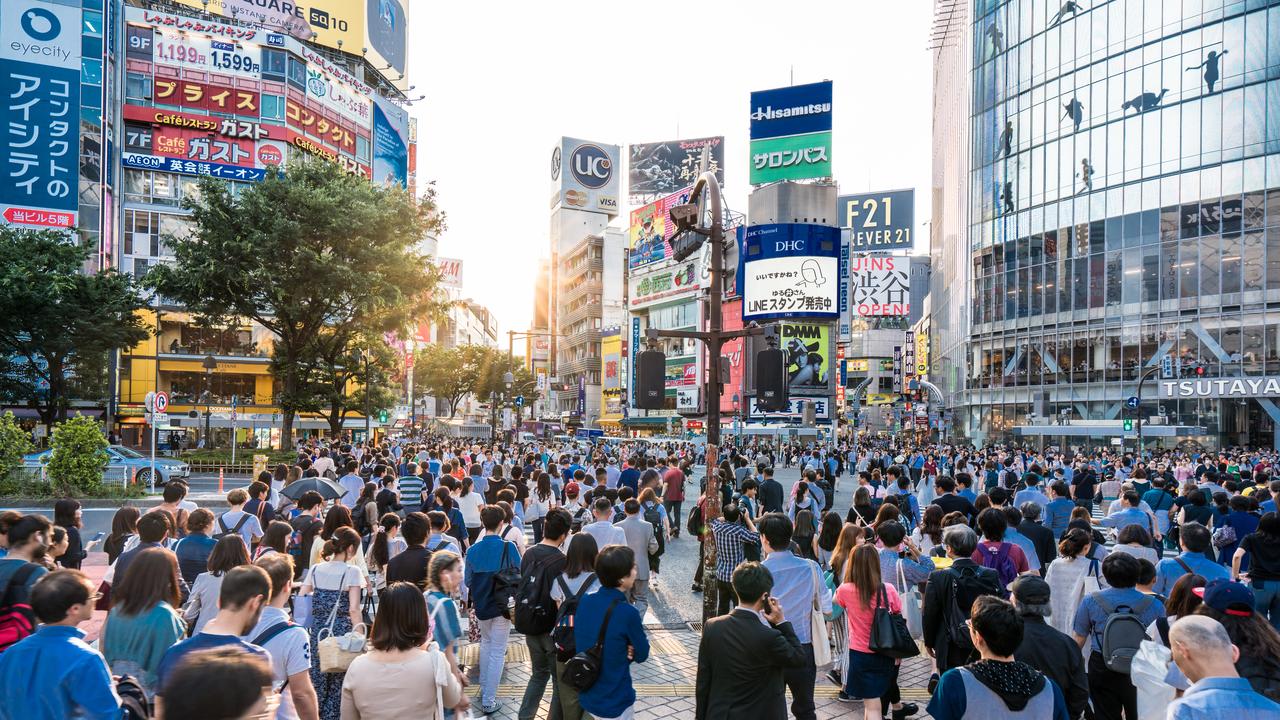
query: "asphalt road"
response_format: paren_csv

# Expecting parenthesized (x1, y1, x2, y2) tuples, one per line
(5, 465, 832, 624)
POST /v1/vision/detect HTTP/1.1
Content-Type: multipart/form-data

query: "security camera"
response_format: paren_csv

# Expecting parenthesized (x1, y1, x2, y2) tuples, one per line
(668, 202, 699, 231)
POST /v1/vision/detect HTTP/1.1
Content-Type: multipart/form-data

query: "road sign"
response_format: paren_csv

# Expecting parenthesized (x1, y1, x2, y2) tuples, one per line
(515, 396, 524, 408)
(144, 391, 156, 413)
(154, 391, 169, 413)
(1125, 396, 1139, 409)
(378, 410, 389, 423)
(150, 412, 169, 427)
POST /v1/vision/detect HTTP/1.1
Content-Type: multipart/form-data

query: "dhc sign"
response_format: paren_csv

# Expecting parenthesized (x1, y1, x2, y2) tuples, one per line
(1159, 377, 1280, 399)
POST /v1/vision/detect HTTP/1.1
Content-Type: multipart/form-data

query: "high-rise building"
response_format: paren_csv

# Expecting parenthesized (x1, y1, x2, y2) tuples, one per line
(941, 0, 1280, 449)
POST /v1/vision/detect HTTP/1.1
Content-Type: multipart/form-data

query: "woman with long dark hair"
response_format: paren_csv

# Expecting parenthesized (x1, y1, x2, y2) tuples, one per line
(104, 506, 140, 564)
(550, 533, 600, 720)
(847, 486, 876, 526)
(527, 471, 554, 543)
(53, 498, 86, 569)
(100, 547, 185, 698)
(309, 504, 367, 572)
(1236, 512, 1280, 628)
(253, 520, 293, 560)
(182, 534, 250, 634)
(912, 504, 945, 556)
(366, 512, 406, 595)
(835, 544, 902, 718)
(456, 476, 486, 544)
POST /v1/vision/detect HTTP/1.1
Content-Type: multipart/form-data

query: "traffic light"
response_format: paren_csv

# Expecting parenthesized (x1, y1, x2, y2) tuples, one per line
(378, 410, 389, 423)
(1123, 419, 1133, 432)
(1195, 365, 1206, 377)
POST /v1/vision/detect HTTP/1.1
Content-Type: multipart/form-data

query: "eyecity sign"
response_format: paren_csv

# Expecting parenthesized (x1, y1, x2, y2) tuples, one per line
(1158, 377, 1280, 398)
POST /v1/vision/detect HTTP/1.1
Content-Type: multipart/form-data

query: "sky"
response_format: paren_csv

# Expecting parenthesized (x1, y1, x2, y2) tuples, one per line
(405, 0, 934, 338)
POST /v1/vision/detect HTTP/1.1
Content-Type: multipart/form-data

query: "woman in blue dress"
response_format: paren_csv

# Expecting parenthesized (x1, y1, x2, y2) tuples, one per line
(299, 525, 366, 720)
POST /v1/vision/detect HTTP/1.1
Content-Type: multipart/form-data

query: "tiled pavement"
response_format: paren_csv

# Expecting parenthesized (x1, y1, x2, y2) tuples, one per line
(455, 624, 937, 719)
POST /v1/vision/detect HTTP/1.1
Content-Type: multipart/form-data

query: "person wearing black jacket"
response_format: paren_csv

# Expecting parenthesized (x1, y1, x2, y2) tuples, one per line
(1017, 502, 1057, 574)
(1010, 576, 1089, 719)
(759, 467, 785, 514)
(922, 525, 1002, 675)
(385, 511, 432, 591)
(375, 475, 403, 518)
(695, 561, 807, 720)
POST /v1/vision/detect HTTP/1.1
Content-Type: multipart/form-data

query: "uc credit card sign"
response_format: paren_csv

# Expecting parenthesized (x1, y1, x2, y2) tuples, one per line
(0, 0, 82, 229)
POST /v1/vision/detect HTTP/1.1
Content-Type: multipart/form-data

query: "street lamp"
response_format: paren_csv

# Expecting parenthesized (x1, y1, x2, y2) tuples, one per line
(201, 355, 217, 448)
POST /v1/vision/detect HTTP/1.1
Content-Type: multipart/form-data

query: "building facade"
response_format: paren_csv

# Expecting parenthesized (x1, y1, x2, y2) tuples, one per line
(958, 0, 1280, 449)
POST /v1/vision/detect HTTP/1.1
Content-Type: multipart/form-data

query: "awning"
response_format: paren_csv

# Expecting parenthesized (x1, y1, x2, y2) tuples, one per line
(621, 416, 682, 426)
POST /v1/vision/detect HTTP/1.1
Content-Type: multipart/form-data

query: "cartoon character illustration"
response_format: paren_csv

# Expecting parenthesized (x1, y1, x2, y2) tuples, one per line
(798, 259, 827, 288)
(1121, 89, 1169, 114)
(786, 339, 827, 387)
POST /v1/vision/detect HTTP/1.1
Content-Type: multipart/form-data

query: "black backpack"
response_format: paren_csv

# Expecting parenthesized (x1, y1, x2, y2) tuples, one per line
(514, 551, 563, 636)
(686, 501, 703, 536)
(642, 502, 665, 558)
(552, 573, 597, 661)
(491, 541, 522, 620)
(114, 674, 152, 719)
(214, 513, 251, 541)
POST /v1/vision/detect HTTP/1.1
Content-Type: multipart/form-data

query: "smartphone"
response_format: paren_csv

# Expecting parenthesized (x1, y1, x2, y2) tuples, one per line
(91, 531, 105, 542)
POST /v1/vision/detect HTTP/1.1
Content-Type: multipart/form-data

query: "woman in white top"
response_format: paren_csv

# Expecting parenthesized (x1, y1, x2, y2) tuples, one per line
(365, 513, 408, 593)
(454, 476, 486, 544)
(340, 582, 465, 719)
(182, 535, 249, 634)
(308, 505, 369, 574)
(526, 471, 555, 544)
(1043, 528, 1108, 636)
(301, 527, 367, 719)
(910, 505, 945, 557)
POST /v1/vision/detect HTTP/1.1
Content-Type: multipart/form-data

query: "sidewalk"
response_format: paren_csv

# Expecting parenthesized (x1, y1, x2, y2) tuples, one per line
(454, 625, 936, 719)
(82, 552, 109, 643)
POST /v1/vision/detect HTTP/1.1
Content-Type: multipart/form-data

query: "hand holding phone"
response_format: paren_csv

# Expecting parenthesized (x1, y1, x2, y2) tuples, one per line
(763, 594, 785, 625)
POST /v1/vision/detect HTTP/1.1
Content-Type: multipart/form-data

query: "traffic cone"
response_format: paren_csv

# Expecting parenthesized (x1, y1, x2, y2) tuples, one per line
(218, 467, 224, 494)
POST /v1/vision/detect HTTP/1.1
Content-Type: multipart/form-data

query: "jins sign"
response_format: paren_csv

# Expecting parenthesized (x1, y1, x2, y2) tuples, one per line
(1159, 377, 1280, 399)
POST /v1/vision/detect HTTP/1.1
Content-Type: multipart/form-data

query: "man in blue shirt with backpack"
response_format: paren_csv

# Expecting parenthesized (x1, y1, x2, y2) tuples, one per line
(465, 505, 522, 715)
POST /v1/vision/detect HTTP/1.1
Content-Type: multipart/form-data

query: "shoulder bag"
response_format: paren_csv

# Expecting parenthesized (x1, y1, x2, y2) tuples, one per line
(810, 563, 832, 667)
(316, 566, 367, 672)
(562, 598, 620, 692)
(897, 560, 923, 639)
(868, 584, 920, 659)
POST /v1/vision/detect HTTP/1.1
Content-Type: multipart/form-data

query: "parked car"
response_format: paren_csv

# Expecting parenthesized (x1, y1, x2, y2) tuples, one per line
(23, 445, 190, 486)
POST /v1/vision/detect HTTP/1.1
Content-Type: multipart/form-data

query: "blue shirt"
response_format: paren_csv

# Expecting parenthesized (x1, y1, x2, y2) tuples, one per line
(1072, 587, 1165, 654)
(155, 632, 269, 695)
(1044, 498, 1076, 538)
(573, 587, 649, 718)
(1168, 676, 1280, 719)
(1100, 507, 1154, 536)
(879, 547, 935, 589)
(618, 468, 640, 495)
(1153, 551, 1230, 596)
(957, 488, 978, 503)
(761, 550, 831, 645)
(1004, 528, 1041, 571)
(463, 535, 521, 620)
(0, 625, 121, 720)
(1013, 487, 1051, 514)
(1262, 499, 1276, 514)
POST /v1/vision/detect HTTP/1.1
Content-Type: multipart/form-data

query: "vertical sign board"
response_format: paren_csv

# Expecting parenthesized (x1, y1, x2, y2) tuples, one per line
(892, 346, 903, 394)
(371, 95, 409, 187)
(576, 375, 586, 417)
(903, 331, 916, 383)
(838, 234, 851, 342)
(0, 0, 81, 229)
(630, 317, 641, 413)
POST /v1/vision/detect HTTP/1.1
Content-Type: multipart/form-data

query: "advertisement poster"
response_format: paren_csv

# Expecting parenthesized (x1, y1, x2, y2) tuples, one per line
(627, 184, 693, 270)
(741, 223, 841, 322)
(628, 260, 700, 309)
(840, 189, 916, 252)
(720, 298, 745, 414)
(749, 397, 830, 421)
(171, 0, 364, 53)
(628, 136, 724, 197)
(665, 358, 698, 391)
(0, 0, 82, 229)
(780, 323, 831, 393)
(849, 256, 911, 316)
(602, 334, 621, 393)
(372, 95, 409, 187)
(364, 0, 407, 87)
(552, 137, 621, 218)
(748, 80, 832, 185)
(435, 257, 463, 287)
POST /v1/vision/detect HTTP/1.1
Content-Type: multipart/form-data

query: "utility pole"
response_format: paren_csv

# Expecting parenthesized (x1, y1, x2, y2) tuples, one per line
(1135, 365, 1160, 457)
(646, 171, 764, 622)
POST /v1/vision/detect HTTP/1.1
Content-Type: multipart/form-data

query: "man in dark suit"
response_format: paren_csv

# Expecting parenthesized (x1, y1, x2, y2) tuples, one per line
(758, 466, 785, 514)
(695, 561, 807, 720)
(1017, 502, 1057, 574)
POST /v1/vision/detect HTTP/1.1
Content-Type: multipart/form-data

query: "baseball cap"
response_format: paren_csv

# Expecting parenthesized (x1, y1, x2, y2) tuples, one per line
(1195, 579, 1255, 617)
(1011, 576, 1051, 605)
(565, 482, 580, 497)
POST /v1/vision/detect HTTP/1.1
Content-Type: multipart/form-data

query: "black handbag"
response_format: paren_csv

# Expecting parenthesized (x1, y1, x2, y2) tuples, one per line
(868, 585, 920, 659)
(562, 598, 620, 692)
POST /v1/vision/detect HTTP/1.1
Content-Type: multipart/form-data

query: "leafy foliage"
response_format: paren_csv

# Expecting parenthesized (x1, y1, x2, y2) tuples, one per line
(148, 158, 445, 447)
(0, 228, 150, 425)
(45, 416, 109, 496)
(0, 412, 33, 483)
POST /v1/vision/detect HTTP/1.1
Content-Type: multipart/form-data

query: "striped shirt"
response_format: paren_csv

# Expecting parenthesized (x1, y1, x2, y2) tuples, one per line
(398, 475, 425, 511)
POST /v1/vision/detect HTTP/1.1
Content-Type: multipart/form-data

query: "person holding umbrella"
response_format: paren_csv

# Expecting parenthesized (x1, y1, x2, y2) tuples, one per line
(280, 474, 346, 505)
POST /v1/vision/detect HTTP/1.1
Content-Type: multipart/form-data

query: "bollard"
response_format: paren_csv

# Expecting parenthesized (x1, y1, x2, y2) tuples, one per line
(218, 466, 224, 494)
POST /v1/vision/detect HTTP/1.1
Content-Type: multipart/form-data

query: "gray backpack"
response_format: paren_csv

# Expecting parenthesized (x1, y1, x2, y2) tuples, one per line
(1095, 594, 1154, 673)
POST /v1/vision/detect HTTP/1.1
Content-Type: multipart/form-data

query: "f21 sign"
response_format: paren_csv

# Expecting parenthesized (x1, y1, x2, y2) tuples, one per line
(839, 189, 915, 252)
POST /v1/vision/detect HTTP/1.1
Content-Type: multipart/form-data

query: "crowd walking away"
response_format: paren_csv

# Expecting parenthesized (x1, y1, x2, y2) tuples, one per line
(6, 434, 1280, 719)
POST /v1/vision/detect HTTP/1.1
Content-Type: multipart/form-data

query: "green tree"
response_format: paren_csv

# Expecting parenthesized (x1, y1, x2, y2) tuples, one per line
(148, 158, 444, 449)
(45, 415, 108, 495)
(414, 344, 494, 418)
(0, 412, 33, 483)
(0, 228, 150, 428)
(291, 332, 402, 438)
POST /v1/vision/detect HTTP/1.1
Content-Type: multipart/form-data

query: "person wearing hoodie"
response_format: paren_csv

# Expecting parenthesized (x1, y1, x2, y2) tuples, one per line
(927, 595, 1070, 720)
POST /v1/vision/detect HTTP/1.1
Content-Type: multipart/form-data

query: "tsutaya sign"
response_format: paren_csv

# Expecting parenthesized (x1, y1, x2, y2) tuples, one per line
(1159, 377, 1280, 398)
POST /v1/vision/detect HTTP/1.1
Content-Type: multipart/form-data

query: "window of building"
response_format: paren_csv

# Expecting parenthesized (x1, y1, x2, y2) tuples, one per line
(125, 71, 151, 104)
(261, 49, 286, 80)
(261, 94, 285, 122)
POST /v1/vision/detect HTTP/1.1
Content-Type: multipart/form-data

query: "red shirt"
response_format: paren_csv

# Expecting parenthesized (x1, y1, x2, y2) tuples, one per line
(663, 467, 686, 501)
(970, 540, 1031, 577)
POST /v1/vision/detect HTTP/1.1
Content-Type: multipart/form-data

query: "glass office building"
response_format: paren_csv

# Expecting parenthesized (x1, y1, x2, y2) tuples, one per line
(963, 0, 1280, 448)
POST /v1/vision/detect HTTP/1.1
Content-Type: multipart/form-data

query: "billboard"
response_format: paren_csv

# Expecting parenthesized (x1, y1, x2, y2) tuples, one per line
(372, 95, 409, 187)
(780, 322, 832, 393)
(741, 224, 841, 322)
(628, 136, 724, 197)
(749, 80, 832, 185)
(0, 0, 82, 229)
(551, 137, 621, 217)
(602, 334, 622, 394)
(720, 298, 745, 414)
(529, 335, 551, 362)
(170, 0, 364, 54)
(365, 0, 407, 88)
(849, 256, 911, 316)
(436, 257, 463, 287)
(628, 260, 700, 309)
(627, 184, 693, 270)
(840, 189, 916, 252)
(749, 397, 830, 421)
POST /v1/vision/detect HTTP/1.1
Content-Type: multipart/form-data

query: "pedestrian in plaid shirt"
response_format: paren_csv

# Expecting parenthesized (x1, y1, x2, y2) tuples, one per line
(710, 503, 760, 616)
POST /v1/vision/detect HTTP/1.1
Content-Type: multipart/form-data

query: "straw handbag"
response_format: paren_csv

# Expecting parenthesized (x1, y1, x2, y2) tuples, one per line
(315, 566, 367, 673)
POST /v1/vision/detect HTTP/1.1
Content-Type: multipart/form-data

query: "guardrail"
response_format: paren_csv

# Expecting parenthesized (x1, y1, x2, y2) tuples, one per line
(18, 465, 134, 486)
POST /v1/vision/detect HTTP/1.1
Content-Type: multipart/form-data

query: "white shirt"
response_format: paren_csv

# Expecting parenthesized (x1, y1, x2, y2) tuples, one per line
(582, 519, 626, 548)
(242, 605, 311, 720)
(312, 457, 335, 476)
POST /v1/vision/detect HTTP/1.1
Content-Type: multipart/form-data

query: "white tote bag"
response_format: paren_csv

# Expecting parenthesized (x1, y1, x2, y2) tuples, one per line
(809, 564, 833, 668)
(897, 560, 924, 640)
(1132, 639, 1175, 720)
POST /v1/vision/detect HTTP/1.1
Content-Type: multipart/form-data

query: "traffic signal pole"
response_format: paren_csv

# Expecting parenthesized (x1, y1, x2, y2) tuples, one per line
(645, 171, 763, 622)
(1135, 365, 1160, 457)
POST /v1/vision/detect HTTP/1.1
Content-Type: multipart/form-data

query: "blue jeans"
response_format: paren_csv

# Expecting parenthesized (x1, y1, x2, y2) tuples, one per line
(478, 616, 511, 707)
(1254, 579, 1280, 631)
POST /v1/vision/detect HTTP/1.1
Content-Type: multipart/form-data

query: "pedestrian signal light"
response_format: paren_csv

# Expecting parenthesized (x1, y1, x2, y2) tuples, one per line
(1194, 366, 1206, 377)
(1123, 419, 1133, 431)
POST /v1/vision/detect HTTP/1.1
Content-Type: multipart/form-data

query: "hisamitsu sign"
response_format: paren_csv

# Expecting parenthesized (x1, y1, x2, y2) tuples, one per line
(1158, 377, 1280, 398)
